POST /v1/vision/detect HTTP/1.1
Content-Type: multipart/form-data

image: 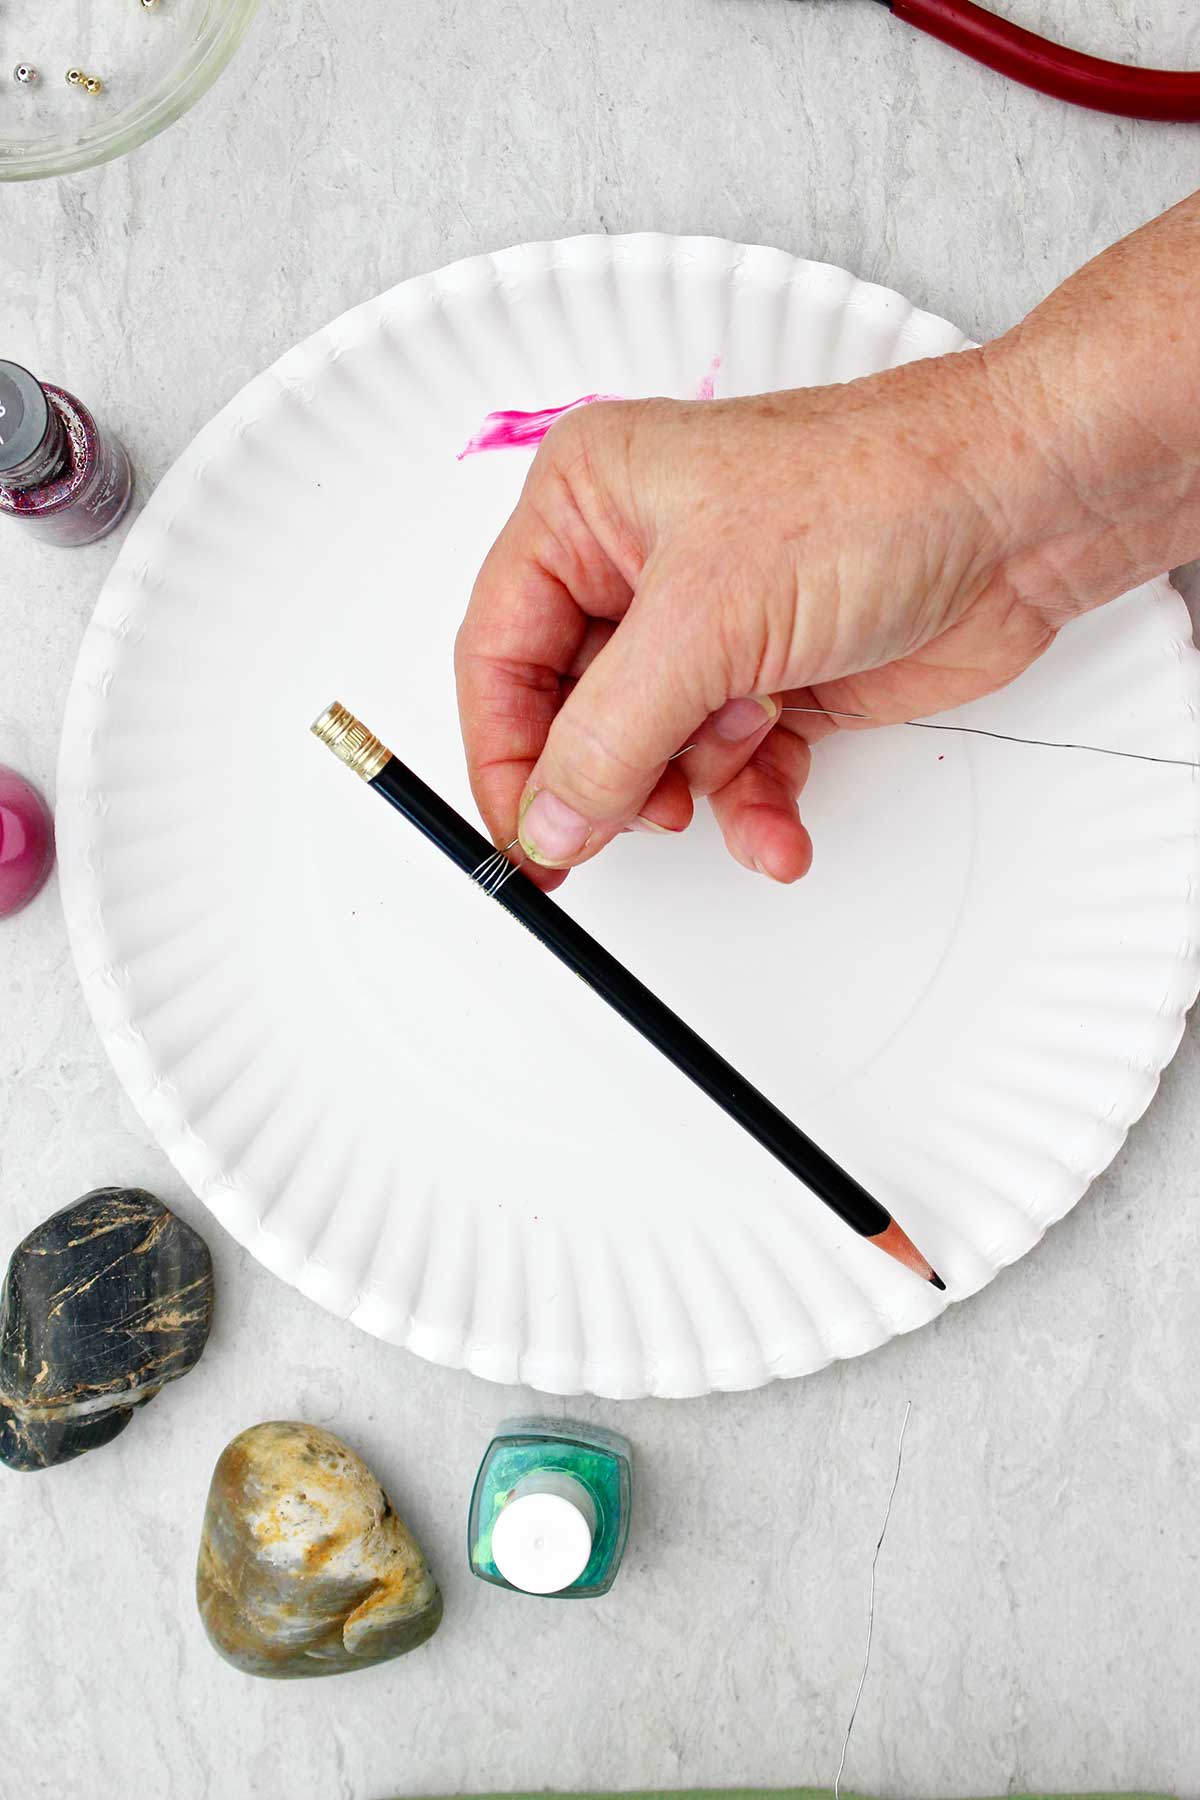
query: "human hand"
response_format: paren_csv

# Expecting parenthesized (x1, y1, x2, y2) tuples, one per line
(454, 315, 1175, 887)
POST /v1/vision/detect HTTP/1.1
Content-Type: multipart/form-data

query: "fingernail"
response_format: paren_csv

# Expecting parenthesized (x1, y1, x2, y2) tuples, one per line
(520, 790, 591, 863)
(712, 695, 777, 741)
(628, 815, 675, 834)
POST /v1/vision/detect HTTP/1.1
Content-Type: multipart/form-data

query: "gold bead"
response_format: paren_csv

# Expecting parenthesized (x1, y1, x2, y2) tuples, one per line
(66, 67, 84, 84)
(84, 76, 103, 94)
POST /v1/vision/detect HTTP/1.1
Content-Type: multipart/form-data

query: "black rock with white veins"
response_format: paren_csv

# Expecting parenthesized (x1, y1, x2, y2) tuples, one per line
(0, 1187, 214, 1472)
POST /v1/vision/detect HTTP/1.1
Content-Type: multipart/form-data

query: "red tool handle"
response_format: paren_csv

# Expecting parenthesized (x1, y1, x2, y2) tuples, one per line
(886, 0, 1200, 121)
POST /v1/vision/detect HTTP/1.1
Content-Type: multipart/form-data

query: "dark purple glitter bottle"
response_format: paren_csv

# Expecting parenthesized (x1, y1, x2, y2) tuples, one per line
(0, 361, 132, 547)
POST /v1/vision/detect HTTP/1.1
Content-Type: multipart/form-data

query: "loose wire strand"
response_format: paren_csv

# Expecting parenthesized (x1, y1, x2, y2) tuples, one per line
(780, 705, 1200, 771)
(480, 704, 1197, 888)
(833, 1400, 913, 1800)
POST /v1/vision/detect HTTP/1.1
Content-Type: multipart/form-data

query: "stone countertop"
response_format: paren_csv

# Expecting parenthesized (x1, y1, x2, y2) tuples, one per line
(3, 2, 1200, 1795)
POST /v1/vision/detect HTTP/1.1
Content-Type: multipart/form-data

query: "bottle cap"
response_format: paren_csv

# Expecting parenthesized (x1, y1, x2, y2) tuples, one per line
(491, 1471, 597, 1595)
(0, 362, 52, 483)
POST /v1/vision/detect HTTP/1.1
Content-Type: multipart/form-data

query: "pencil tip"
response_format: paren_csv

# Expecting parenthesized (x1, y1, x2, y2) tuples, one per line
(867, 1217, 944, 1287)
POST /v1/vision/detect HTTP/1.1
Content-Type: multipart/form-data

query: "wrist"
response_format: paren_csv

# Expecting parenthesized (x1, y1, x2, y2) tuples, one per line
(978, 319, 1200, 619)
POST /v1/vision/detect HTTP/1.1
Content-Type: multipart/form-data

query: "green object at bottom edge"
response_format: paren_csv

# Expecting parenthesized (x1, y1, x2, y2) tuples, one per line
(398, 1788, 1175, 1800)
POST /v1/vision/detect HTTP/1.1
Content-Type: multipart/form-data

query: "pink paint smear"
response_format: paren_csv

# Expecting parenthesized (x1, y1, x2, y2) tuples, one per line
(456, 394, 619, 460)
(457, 358, 720, 459)
(694, 355, 720, 401)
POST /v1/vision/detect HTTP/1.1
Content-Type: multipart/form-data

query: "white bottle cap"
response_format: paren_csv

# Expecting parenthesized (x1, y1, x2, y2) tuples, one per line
(491, 1471, 597, 1595)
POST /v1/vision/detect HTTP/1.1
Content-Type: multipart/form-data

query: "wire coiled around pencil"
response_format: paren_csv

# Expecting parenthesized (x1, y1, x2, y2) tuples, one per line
(471, 838, 525, 897)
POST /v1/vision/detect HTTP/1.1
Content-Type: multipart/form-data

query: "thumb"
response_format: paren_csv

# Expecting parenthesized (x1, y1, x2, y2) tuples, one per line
(517, 559, 716, 868)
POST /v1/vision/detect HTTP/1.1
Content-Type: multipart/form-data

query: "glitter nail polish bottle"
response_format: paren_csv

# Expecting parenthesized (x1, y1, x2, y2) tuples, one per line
(0, 361, 132, 547)
(0, 767, 54, 919)
(468, 1418, 633, 1598)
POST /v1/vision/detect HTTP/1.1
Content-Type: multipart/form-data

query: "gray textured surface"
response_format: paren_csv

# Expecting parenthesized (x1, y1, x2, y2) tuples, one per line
(3, 2, 1200, 1796)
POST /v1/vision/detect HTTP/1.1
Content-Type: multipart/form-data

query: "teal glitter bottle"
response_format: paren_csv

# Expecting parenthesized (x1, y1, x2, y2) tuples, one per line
(468, 1418, 632, 1598)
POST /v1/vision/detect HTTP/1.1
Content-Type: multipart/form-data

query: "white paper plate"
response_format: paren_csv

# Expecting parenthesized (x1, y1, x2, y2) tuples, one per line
(57, 235, 1200, 1399)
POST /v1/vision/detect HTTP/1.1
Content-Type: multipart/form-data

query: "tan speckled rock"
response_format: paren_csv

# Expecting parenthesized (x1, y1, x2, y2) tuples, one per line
(196, 1421, 442, 1679)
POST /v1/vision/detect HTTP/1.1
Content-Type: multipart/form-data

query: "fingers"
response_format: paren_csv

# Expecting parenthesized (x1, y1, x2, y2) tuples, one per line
(566, 617, 617, 680)
(459, 396, 820, 878)
(454, 559, 583, 866)
(565, 632, 782, 829)
(562, 620, 693, 834)
(517, 550, 717, 868)
(629, 765, 694, 835)
(674, 693, 782, 797)
(455, 446, 634, 858)
(776, 684, 853, 746)
(708, 723, 814, 883)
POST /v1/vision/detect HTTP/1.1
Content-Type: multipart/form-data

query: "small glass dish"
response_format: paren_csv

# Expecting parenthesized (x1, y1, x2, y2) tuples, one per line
(0, 0, 260, 182)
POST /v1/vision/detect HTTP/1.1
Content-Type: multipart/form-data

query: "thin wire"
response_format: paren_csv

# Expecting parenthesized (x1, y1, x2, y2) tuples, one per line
(471, 849, 504, 885)
(481, 699, 1194, 864)
(471, 840, 522, 896)
(486, 849, 517, 895)
(490, 855, 526, 897)
(833, 1400, 913, 1800)
(780, 705, 1200, 771)
(470, 840, 519, 892)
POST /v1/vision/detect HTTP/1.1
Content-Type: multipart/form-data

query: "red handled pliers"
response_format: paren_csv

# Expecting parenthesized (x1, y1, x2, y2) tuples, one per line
(872, 0, 1200, 121)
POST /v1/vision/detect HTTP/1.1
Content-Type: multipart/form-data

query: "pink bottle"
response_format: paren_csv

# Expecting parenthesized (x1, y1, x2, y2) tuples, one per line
(0, 360, 131, 548)
(0, 769, 54, 918)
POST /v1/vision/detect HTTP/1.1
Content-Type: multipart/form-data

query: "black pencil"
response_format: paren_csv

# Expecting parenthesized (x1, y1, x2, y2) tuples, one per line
(312, 701, 945, 1291)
